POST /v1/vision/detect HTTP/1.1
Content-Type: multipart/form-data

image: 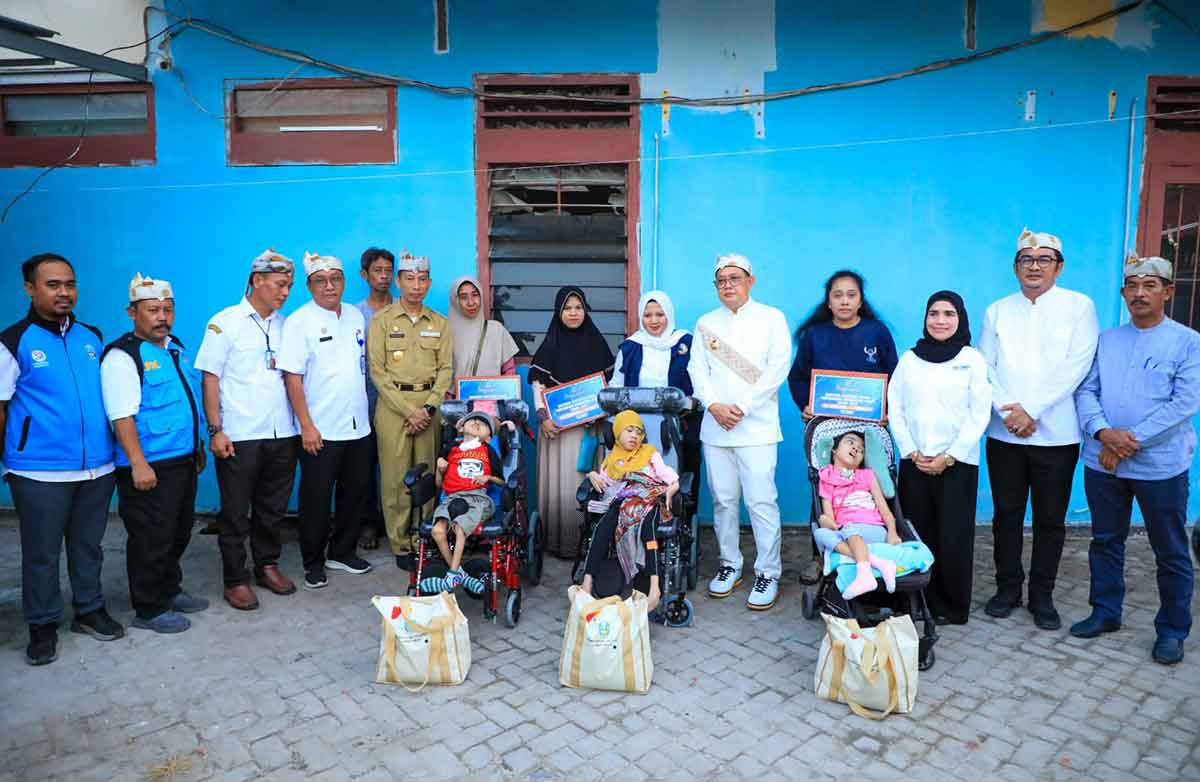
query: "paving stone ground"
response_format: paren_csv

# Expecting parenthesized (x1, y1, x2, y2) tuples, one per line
(1, 514, 1198, 781)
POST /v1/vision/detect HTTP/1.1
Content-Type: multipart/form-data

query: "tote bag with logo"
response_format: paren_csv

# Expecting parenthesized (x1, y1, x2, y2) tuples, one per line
(372, 592, 471, 691)
(559, 585, 653, 694)
(813, 613, 918, 719)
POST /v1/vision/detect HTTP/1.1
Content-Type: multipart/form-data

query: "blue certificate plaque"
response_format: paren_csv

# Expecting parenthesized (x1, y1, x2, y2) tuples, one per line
(540, 372, 608, 429)
(456, 375, 522, 401)
(809, 370, 888, 422)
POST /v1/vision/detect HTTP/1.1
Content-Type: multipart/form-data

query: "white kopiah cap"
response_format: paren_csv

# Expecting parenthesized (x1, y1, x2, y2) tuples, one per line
(302, 251, 343, 277)
(1016, 227, 1063, 254)
(714, 252, 752, 275)
(129, 273, 173, 302)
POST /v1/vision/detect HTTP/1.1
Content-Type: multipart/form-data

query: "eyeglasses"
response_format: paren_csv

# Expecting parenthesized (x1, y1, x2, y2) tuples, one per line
(311, 274, 344, 288)
(1017, 256, 1058, 270)
(714, 275, 749, 289)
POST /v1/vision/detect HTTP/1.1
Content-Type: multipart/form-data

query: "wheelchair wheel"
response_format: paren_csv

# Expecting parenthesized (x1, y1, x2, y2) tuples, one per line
(686, 516, 699, 591)
(663, 597, 694, 628)
(801, 588, 819, 620)
(503, 588, 522, 628)
(524, 511, 545, 587)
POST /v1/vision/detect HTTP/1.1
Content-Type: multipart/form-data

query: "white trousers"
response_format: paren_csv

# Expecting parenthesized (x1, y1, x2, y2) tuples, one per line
(704, 442, 782, 579)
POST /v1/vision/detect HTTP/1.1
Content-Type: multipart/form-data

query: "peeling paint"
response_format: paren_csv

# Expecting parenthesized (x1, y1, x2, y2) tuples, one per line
(642, 0, 776, 135)
(1031, 0, 1157, 49)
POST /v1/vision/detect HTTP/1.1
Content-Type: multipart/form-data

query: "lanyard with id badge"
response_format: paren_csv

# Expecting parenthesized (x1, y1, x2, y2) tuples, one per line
(357, 329, 366, 375)
(253, 316, 278, 370)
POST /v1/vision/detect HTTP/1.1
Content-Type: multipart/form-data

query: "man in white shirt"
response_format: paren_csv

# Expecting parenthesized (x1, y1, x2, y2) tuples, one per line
(278, 252, 373, 590)
(977, 228, 1099, 630)
(194, 249, 300, 611)
(690, 253, 792, 610)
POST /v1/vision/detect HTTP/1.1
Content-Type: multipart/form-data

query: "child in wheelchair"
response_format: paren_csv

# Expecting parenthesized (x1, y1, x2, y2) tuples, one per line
(578, 410, 679, 612)
(427, 410, 514, 595)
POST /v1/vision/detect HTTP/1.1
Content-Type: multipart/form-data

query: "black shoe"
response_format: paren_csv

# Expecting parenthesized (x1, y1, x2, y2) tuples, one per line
(303, 570, 328, 590)
(71, 607, 125, 641)
(1069, 613, 1121, 639)
(326, 556, 373, 575)
(1152, 636, 1184, 665)
(26, 623, 58, 666)
(1027, 595, 1061, 630)
(395, 553, 416, 571)
(984, 590, 1022, 618)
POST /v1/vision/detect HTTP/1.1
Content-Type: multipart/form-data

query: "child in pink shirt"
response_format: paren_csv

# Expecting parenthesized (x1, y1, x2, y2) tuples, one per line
(816, 431, 902, 599)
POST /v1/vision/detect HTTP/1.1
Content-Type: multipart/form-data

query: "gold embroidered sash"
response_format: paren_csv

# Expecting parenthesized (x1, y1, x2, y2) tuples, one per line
(697, 323, 776, 400)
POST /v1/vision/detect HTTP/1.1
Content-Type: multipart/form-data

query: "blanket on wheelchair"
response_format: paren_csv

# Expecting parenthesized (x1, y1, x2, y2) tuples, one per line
(825, 541, 934, 593)
(613, 472, 669, 582)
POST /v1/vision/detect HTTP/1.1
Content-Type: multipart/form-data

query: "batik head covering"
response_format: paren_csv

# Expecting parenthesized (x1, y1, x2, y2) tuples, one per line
(396, 250, 430, 274)
(302, 251, 343, 278)
(128, 273, 173, 302)
(250, 248, 294, 275)
(1016, 227, 1063, 254)
(1124, 255, 1173, 282)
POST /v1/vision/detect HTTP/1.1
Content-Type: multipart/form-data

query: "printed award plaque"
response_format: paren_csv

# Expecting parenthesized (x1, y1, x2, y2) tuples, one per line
(540, 372, 608, 429)
(808, 369, 888, 422)
(456, 375, 522, 401)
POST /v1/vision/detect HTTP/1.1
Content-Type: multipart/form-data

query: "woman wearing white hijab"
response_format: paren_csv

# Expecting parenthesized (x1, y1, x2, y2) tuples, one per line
(448, 276, 519, 386)
(612, 290, 693, 392)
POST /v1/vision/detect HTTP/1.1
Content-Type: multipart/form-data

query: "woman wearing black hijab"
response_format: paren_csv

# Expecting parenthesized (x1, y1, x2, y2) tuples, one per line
(886, 291, 992, 624)
(529, 286, 615, 557)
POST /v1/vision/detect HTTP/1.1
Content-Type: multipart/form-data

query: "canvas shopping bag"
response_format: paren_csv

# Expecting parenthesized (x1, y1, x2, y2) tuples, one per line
(813, 613, 918, 719)
(559, 585, 653, 693)
(371, 592, 471, 691)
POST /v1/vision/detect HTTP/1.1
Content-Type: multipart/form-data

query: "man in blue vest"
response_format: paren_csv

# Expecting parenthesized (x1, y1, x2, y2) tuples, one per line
(1, 253, 125, 665)
(101, 274, 208, 634)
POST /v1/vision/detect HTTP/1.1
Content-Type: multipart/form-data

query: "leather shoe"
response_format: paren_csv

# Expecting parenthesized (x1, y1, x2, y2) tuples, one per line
(255, 565, 297, 595)
(1152, 636, 1184, 665)
(224, 584, 260, 611)
(984, 590, 1022, 618)
(1069, 613, 1121, 638)
(1027, 595, 1061, 630)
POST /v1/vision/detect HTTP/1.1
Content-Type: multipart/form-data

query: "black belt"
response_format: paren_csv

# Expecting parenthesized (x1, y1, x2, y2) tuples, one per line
(395, 382, 432, 392)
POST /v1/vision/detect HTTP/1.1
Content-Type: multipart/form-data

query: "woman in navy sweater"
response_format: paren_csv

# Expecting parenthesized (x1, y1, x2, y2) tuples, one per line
(788, 270, 898, 419)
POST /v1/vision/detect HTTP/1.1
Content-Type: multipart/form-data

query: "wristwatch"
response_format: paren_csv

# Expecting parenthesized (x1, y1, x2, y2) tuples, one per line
(207, 424, 222, 437)
(943, 453, 956, 467)
(423, 404, 437, 416)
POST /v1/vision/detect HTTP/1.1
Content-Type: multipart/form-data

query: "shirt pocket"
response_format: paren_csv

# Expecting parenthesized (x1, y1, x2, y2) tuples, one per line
(1141, 364, 1175, 402)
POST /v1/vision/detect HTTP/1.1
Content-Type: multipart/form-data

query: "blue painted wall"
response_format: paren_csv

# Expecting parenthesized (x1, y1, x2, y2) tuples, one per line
(2, 0, 1198, 524)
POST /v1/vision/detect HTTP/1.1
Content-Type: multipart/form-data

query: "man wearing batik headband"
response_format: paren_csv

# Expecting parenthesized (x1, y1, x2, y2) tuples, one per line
(194, 249, 300, 611)
(368, 250, 453, 570)
(277, 252, 374, 590)
(690, 252, 792, 611)
(1072, 256, 1199, 665)
(101, 273, 208, 634)
(978, 228, 1099, 630)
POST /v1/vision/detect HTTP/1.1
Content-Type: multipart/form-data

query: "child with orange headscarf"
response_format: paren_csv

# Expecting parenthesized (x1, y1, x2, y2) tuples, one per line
(579, 410, 679, 610)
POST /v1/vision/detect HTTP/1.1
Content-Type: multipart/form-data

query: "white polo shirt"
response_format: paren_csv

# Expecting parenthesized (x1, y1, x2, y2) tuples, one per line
(194, 298, 298, 442)
(277, 299, 370, 442)
(690, 297, 792, 448)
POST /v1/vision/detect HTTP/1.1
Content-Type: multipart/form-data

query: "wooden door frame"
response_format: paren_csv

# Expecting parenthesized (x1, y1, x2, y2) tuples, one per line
(1135, 76, 1200, 258)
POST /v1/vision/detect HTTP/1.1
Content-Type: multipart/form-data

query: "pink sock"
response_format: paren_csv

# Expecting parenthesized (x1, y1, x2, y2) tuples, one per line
(842, 561, 878, 600)
(869, 555, 897, 593)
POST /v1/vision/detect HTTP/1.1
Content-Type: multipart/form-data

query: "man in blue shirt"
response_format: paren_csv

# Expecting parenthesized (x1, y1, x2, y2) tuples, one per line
(1, 254, 125, 665)
(1072, 256, 1200, 665)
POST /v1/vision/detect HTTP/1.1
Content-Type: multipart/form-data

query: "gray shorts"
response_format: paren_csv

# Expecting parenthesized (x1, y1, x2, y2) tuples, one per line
(813, 523, 887, 554)
(432, 488, 494, 535)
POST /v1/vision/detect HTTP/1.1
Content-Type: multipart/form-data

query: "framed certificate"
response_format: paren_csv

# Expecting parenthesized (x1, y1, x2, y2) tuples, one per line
(540, 372, 608, 429)
(809, 370, 888, 422)
(456, 375, 522, 401)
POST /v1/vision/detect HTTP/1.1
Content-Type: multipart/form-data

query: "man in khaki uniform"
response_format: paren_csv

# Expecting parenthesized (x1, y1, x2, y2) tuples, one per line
(368, 252, 453, 569)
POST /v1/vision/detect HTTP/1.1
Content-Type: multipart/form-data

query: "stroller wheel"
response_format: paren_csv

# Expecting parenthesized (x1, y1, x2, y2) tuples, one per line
(919, 639, 936, 671)
(524, 511, 545, 587)
(801, 588, 819, 620)
(663, 597, 694, 628)
(503, 588, 522, 628)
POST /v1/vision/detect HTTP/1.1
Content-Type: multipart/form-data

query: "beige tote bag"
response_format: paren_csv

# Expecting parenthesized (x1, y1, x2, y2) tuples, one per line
(372, 593, 471, 691)
(559, 586, 653, 694)
(814, 613, 918, 719)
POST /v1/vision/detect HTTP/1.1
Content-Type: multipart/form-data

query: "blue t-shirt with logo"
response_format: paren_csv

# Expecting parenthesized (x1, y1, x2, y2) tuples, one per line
(788, 319, 898, 412)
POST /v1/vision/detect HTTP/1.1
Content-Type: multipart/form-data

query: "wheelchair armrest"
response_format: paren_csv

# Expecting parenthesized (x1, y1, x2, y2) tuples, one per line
(576, 477, 594, 505)
(404, 463, 430, 488)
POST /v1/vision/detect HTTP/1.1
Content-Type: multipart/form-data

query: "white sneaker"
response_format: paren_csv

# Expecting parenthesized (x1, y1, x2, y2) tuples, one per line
(707, 565, 742, 598)
(746, 574, 778, 611)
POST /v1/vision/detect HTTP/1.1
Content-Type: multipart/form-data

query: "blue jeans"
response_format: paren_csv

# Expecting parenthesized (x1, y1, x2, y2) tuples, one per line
(1084, 467, 1193, 639)
(8, 472, 116, 626)
(813, 523, 887, 554)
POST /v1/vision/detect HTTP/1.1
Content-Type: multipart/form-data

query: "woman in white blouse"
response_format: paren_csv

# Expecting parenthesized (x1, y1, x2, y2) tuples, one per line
(611, 290, 693, 392)
(887, 290, 992, 625)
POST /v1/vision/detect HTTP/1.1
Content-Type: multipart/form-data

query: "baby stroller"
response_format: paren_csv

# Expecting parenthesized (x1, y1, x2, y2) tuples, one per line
(571, 387, 700, 628)
(799, 416, 938, 670)
(402, 399, 544, 627)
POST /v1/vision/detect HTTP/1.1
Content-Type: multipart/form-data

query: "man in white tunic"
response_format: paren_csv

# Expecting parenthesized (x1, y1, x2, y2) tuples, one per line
(977, 228, 1099, 630)
(690, 253, 792, 610)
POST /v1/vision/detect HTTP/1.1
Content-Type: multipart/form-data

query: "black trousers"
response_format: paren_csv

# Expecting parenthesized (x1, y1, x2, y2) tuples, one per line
(985, 438, 1079, 598)
(583, 503, 659, 599)
(215, 436, 299, 586)
(899, 460, 979, 622)
(116, 455, 198, 620)
(359, 431, 385, 536)
(297, 436, 371, 574)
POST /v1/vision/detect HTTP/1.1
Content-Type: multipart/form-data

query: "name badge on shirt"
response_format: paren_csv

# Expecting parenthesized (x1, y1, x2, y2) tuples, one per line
(319, 336, 333, 343)
(265, 349, 277, 370)
(420, 330, 440, 338)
